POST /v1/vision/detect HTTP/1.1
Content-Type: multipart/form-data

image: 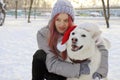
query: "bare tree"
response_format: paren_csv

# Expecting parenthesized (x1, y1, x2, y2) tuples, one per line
(33, 0, 39, 19)
(101, 0, 110, 28)
(15, 0, 18, 19)
(28, 0, 34, 23)
(23, 0, 27, 18)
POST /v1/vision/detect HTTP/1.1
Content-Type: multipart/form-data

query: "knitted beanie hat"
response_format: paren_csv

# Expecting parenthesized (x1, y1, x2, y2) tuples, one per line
(51, 0, 75, 21)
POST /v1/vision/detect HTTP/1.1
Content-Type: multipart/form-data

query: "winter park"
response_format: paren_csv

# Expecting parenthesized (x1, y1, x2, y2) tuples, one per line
(0, 0, 120, 80)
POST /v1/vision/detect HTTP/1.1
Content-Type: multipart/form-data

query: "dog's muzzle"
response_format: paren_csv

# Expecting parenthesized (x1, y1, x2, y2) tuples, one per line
(71, 44, 83, 51)
(71, 38, 83, 51)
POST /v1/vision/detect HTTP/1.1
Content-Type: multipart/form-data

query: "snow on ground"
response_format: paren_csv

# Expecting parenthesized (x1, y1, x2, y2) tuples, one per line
(0, 16, 120, 80)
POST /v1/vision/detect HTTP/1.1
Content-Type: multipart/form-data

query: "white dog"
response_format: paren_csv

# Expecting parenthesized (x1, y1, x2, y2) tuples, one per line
(57, 22, 110, 80)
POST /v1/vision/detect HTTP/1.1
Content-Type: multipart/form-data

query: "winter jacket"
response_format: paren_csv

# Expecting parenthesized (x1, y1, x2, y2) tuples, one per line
(37, 25, 108, 78)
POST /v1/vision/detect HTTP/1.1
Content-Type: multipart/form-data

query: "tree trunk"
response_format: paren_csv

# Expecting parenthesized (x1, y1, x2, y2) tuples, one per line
(107, 0, 110, 20)
(24, 0, 27, 18)
(15, 0, 18, 19)
(34, 8, 36, 19)
(28, 0, 34, 23)
(101, 0, 110, 28)
(24, 7, 27, 18)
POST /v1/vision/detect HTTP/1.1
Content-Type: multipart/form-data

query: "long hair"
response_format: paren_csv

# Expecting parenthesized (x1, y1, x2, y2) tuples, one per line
(48, 14, 73, 56)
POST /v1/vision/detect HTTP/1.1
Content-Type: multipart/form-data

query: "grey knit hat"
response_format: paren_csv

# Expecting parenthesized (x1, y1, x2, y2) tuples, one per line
(51, 0, 75, 21)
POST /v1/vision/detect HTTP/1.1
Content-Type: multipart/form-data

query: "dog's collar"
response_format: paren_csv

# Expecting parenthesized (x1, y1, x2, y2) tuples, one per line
(69, 57, 89, 63)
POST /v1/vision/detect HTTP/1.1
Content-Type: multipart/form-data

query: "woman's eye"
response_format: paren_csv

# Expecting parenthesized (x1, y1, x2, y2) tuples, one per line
(56, 18, 60, 21)
(72, 32, 75, 35)
(64, 19, 68, 23)
(81, 34, 86, 37)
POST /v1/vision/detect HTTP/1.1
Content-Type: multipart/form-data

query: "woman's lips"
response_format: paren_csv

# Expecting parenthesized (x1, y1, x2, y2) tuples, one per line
(59, 27, 66, 30)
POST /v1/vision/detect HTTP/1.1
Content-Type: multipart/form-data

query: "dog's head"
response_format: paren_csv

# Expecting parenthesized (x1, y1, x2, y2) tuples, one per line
(66, 27, 95, 60)
(66, 22, 103, 60)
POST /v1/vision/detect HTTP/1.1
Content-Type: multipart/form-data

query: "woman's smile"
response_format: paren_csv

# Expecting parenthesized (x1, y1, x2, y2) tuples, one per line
(58, 26, 66, 31)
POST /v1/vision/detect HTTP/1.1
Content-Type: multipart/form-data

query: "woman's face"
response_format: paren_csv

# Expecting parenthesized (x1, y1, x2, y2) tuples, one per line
(55, 13, 69, 34)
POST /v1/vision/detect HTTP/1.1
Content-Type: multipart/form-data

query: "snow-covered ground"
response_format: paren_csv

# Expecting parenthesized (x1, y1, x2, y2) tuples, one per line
(0, 16, 120, 80)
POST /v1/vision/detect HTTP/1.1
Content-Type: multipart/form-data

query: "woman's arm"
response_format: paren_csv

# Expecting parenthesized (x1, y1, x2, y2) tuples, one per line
(96, 44, 108, 78)
(37, 27, 90, 78)
(46, 51, 80, 78)
(37, 27, 50, 51)
(37, 27, 80, 78)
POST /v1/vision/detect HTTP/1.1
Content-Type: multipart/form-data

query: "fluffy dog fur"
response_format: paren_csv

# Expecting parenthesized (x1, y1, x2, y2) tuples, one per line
(65, 22, 110, 80)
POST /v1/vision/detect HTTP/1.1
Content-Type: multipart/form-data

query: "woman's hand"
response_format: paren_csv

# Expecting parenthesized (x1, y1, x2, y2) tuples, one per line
(93, 72, 102, 80)
(80, 60, 91, 75)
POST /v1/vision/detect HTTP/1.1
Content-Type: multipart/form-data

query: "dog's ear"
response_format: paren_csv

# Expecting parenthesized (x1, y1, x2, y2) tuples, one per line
(102, 37, 111, 49)
(92, 30, 102, 45)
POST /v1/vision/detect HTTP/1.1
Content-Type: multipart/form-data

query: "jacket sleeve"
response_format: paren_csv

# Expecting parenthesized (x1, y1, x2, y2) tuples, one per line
(37, 27, 80, 78)
(37, 27, 50, 51)
(46, 51, 80, 78)
(97, 44, 108, 78)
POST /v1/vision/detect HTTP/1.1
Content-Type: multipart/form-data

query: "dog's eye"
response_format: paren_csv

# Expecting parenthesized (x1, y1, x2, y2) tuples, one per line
(81, 34, 86, 37)
(72, 32, 75, 35)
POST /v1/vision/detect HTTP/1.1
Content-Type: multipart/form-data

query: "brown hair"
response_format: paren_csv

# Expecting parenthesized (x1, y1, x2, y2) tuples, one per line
(48, 14, 73, 56)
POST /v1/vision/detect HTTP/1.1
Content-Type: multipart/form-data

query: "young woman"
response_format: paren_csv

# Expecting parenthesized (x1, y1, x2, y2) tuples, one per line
(32, 0, 108, 80)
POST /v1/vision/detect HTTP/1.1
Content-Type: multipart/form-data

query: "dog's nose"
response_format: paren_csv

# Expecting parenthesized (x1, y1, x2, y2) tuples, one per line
(72, 38, 78, 43)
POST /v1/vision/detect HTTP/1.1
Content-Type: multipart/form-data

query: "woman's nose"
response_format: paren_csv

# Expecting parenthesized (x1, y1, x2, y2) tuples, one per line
(59, 21, 65, 26)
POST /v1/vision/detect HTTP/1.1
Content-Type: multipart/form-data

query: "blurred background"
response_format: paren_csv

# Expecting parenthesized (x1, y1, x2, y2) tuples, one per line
(3, 0, 120, 17)
(0, 0, 118, 28)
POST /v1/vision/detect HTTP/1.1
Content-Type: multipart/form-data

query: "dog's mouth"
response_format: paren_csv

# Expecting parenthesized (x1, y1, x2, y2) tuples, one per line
(71, 44, 83, 51)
